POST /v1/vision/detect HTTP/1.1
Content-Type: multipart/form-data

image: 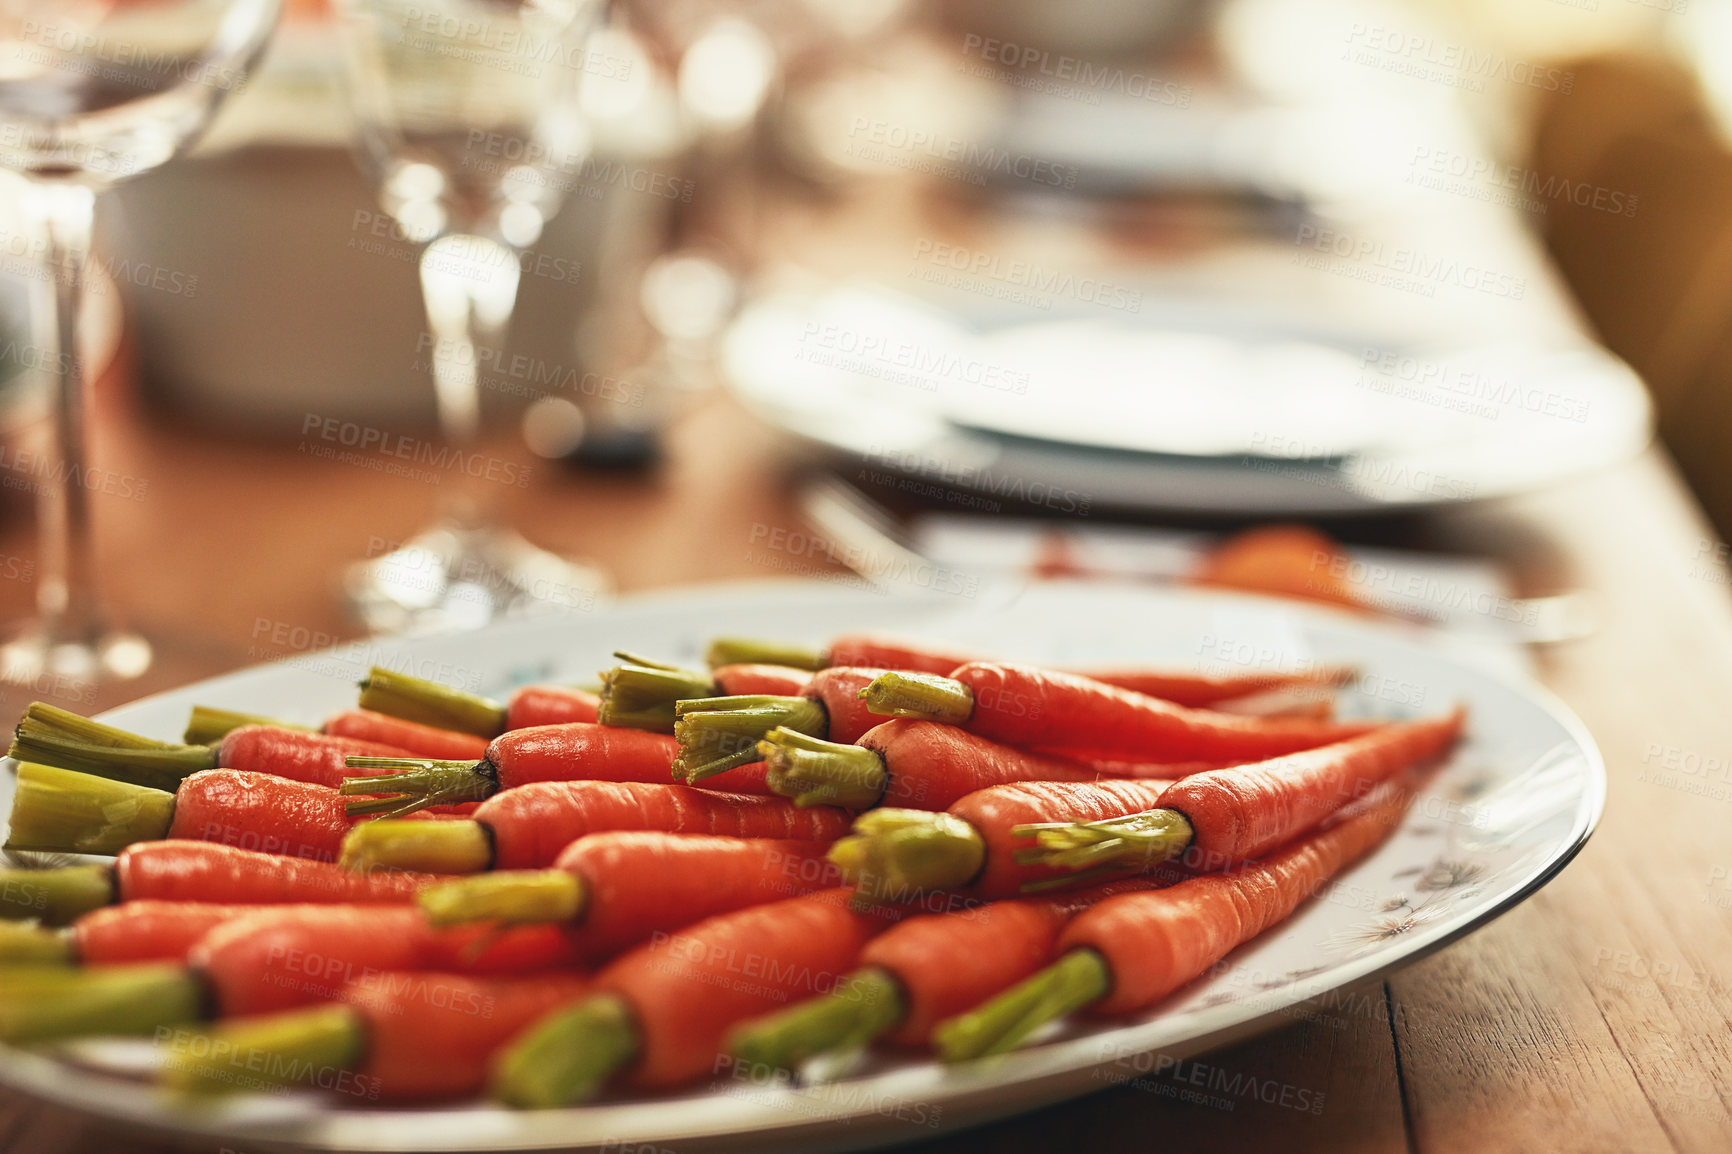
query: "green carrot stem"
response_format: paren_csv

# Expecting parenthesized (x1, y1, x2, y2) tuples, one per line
(728, 967, 905, 1071)
(858, 672, 975, 724)
(11, 705, 215, 790)
(339, 819, 492, 875)
(673, 698, 827, 782)
(418, 870, 585, 927)
(4, 764, 176, 856)
(1010, 810, 1195, 874)
(932, 948, 1110, 1061)
(596, 654, 716, 734)
(338, 757, 497, 818)
(0, 963, 203, 1043)
(159, 1004, 364, 1096)
(183, 706, 306, 746)
(758, 726, 887, 809)
(357, 667, 507, 738)
(703, 637, 827, 672)
(0, 864, 114, 924)
(826, 808, 985, 897)
(0, 922, 74, 964)
(490, 993, 639, 1108)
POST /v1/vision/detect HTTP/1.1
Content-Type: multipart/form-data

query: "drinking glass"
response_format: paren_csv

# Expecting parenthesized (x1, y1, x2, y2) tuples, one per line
(332, 0, 609, 633)
(0, 0, 281, 689)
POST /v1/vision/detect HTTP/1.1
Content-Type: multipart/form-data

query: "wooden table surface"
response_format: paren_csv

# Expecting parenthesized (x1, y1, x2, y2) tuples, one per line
(0, 375, 1726, 1153)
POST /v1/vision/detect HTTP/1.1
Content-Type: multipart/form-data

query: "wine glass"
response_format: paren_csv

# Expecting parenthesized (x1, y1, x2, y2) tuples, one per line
(332, 0, 610, 633)
(0, 0, 281, 691)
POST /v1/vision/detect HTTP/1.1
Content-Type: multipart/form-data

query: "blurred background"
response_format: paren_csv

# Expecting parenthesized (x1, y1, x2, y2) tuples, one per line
(0, 0, 1722, 706)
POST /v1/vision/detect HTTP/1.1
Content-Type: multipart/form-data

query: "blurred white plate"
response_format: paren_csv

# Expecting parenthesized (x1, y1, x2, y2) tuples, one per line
(722, 286, 1652, 514)
(0, 581, 1602, 1151)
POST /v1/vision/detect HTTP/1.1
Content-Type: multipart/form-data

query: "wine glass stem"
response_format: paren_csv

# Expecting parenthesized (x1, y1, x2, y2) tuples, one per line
(417, 233, 521, 530)
(28, 180, 104, 646)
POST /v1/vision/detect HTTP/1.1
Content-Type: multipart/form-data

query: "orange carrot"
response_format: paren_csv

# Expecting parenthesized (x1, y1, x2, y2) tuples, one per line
(932, 791, 1409, 1059)
(339, 971, 593, 1100)
(422, 833, 845, 961)
(505, 686, 601, 731)
(1151, 708, 1463, 869)
(492, 887, 899, 1104)
(718, 635, 1353, 709)
(191, 905, 583, 1016)
(338, 722, 776, 817)
(826, 779, 1180, 903)
(863, 662, 1376, 762)
(760, 720, 1110, 811)
(72, 901, 258, 964)
(730, 875, 1170, 1067)
(114, 840, 438, 906)
(323, 710, 488, 761)
(341, 782, 855, 875)
(712, 664, 811, 697)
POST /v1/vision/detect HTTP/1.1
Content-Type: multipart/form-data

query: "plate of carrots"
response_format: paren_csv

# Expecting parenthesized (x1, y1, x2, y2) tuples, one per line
(0, 580, 1602, 1151)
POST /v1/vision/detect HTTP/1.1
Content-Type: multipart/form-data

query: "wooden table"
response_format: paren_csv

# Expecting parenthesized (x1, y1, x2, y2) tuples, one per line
(0, 376, 1726, 1153)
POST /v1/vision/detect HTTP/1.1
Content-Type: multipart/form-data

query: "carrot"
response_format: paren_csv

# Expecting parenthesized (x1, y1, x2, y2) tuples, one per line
(191, 905, 583, 1017)
(158, 971, 593, 1102)
(861, 663, 1377, 762)
(339, 781, 856, 875)
(1188, 523, 1364, 610)
(934, 790, 1409, 1058)
(0, 905, 583, 1044)
(418, 833, 842, 961)
(0, 841, 439, 928)
(505, 686, 601, 730)
(827, 779, 1178, 901)
(8, 703, 422, 792)
(708, 635, 1355, 709)
(356, 667, 599, 737)
(1079, 666, 1354, 709)
(673, 666, 889, 782)
(758, 719, 1110, 811)
(338, 721, 776, 818)
(713, 663, 812, 697)
(114, 840, 438, 905)
(72, 901, 258, 964)
(323, 709, 489, 761)
(730, 876, 1168, 1067)
(3, 763, 448, 865)
(1018, 709, 1464, 877)
(490, 888, 897, 1105)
